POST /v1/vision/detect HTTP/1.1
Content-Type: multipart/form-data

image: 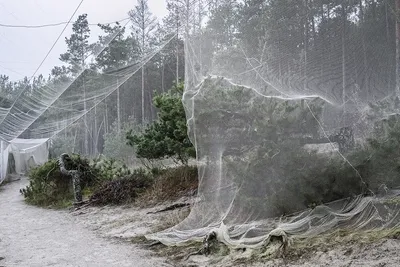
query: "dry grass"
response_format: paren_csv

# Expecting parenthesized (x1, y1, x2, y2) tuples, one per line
(151, 207, 191, 233)
(255, 227, 400, 263)
(137, 165, 198, 207)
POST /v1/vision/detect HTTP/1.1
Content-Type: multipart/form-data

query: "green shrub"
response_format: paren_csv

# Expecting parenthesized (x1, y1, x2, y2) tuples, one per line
(20, 154, 101, 208)
(126, 82, 195, 165)
(92, 155, 131, 180)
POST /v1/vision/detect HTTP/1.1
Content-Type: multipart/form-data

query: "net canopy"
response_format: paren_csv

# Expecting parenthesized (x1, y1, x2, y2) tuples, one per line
(0, 12, 177, 180)
(1, 0, 400, 249)
(0, 138, 49, 182)
(147, 0, 400, 247)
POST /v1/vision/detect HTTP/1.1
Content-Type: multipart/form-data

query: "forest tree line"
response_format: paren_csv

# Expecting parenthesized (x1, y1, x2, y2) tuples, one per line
(0, 0, 399, 157)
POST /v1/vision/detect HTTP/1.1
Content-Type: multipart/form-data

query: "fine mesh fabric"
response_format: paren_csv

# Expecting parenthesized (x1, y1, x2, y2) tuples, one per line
(0, 139, 49, 182)
(146, 0, 400, 247)
(0, 0, 399, 248)
(0, 18, 177, 181)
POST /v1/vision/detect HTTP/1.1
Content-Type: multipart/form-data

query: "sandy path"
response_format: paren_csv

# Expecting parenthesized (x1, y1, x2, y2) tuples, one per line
(0, 179, 170, 267)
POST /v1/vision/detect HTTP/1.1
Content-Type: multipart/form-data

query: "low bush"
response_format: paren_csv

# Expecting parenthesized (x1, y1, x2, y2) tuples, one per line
(89, 168, 152, 205)
(20, 154, 101, 208)
(137, 165, 198, 207)
(90, 165, 198, 206)
(92, 155, 131, 180)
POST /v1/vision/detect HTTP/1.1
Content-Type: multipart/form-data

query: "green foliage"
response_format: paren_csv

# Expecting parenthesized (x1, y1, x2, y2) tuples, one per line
(126, 82, 195, 164)
(20, 154, 100, 208)
(95, 22, 137, 72)
(60, 14, 93, 75)
(92, 155, 132, 180)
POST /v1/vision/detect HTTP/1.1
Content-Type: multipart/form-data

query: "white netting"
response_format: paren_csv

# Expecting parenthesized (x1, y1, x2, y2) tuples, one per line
(146, 0, 400, 247)
(1, 0, 400, 248)
(0, 138, 49, 182)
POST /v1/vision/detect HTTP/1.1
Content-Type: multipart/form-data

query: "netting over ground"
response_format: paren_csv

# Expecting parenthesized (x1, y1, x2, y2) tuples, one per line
(146, 0, 400, 247)
(1, 0, 400, 249)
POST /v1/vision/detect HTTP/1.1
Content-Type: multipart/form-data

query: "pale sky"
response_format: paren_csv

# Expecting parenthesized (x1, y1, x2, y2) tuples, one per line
(0, 0, 167, 82)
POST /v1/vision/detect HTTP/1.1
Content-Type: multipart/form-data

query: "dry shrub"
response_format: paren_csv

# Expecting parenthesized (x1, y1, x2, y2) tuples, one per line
(138, 165, 198, 207)
(90, 169, 152, 205)
(152, 208, 191, 233)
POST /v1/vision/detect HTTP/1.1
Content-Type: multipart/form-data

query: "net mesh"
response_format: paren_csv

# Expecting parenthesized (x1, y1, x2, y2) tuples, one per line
(0, 0, 400, 249)
(146, 0, 400, 247)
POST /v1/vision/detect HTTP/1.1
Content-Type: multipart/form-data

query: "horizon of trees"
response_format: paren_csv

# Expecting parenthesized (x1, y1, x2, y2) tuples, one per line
(0, 0, 399, 156)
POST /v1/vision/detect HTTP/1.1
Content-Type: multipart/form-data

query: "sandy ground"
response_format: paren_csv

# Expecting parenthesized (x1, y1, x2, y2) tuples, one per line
(0, 179, 171, 267)
(67, 197, 400, 267)
(2, 178, 400, 267)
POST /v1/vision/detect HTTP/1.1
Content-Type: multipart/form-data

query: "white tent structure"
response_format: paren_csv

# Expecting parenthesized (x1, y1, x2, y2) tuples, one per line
(0, 138, 49, 183)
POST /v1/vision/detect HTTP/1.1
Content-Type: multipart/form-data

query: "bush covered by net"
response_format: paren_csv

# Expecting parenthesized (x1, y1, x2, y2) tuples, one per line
(146, 0, 400, 247)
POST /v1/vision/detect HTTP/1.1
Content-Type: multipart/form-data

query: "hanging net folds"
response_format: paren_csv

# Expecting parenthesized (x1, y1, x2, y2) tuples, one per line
(146, 0, 400, 247)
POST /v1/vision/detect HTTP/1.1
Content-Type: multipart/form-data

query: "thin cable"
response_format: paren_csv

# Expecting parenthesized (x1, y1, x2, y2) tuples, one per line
(48, 33, 177, 140)
(48, 0, 208, 140)
(0, 63, 27, 78)
(0, 17, 130, 29)
(8, 20, 131, 141)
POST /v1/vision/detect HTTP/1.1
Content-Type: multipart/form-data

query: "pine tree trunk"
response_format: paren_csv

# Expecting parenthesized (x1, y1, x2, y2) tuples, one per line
(396, 0, 400, 95)
(83, 78, 88, 156)
(94, 105, 98, 155)
(320, 1, 324, 79)
(104, 79, 109, 134)
(342, 3, 347, 115)
(304, 0, 308, 90)
(161, 60, 165, 92)
(141, 19, 145, 124)
(176, 10, 180, 87)
(117, 77, 121, 133)
(359, 0, 368, 100)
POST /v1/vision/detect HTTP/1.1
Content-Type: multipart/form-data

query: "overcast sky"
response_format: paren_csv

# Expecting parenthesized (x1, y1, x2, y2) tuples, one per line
(0, 0, 167, 82)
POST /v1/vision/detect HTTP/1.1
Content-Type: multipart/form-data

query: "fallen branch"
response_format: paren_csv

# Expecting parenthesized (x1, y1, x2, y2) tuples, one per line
(147, 241, 162, 248)
(147, 203, 190, 214)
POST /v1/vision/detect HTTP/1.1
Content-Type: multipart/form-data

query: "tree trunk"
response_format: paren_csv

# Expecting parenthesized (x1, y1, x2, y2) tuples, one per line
(304, 0, 309, 90)
(94, 105, 98, 155)
(161, 60, 165, 92)
(386, 0, 390, 42)
(320, 1, 325, 79)
(359, 0, 368, 100)
(176, 7, 180, 87)
(141, 21, 146, 124)
(342, 3, 347, 116)
(83, 78, 88, 156)
(141, 67, 145, 124)
(396, 0, 400, 95)
(117, 77, 121, 133)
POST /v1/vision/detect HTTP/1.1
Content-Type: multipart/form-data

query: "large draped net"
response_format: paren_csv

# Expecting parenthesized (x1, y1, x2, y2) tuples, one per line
(0, 0, 399, 249)
(146, 0, 400, 247)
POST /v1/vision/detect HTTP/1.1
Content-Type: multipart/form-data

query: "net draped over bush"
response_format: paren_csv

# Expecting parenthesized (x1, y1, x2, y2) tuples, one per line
(147, 0, 400, 247)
